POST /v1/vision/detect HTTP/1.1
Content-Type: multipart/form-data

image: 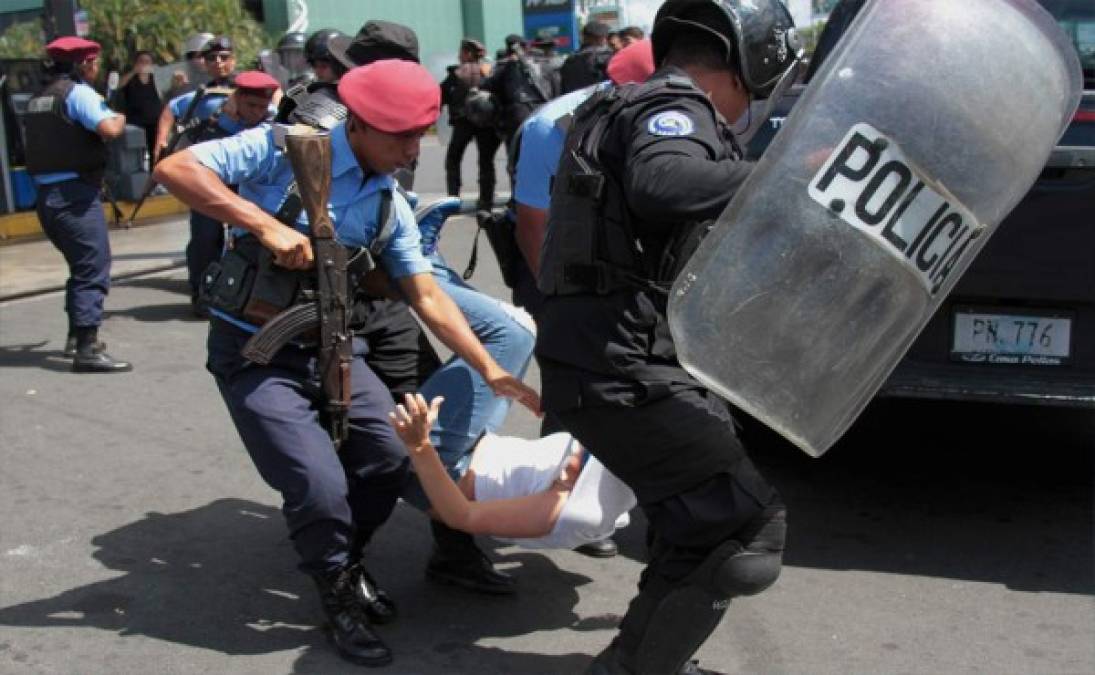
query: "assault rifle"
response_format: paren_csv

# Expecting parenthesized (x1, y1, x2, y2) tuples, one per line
(272, 131, 353, 446)
(125, 84, 234, 226)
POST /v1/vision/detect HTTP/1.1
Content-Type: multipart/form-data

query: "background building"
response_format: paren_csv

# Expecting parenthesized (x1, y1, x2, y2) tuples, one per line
(259, 0, 525, 78)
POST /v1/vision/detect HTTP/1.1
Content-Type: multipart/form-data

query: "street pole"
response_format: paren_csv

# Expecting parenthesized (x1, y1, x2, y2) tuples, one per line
(41, 0, 79, 42)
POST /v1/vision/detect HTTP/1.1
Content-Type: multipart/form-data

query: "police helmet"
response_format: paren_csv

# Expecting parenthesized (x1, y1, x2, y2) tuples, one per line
(183, 32, 214, 59)
(277, 31, 307, 53)
(305, 28, 345, 64)
(652, 0, 802, 98)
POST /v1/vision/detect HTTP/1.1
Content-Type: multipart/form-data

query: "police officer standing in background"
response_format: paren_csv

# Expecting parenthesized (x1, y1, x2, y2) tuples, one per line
(559, 20, 614, 94)
(535, 1, 800, 672)
(305, 28, 348, 84)
(481, 34, 558, 154)
(154, 36, 238, 316)
(275, 31, 310, 87)
(440, 37, 499, 211)
(24, 37, 131, 373)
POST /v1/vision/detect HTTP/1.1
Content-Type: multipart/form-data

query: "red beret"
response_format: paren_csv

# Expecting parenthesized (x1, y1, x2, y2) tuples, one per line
(234, 70, 280, 93)
(46, 36, 101, 62)
(607, 39, 655, 86)
(337, 60, 440, 134)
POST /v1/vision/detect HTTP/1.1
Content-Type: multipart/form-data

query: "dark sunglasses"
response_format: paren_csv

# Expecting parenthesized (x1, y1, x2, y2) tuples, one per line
(203, 52, 233, 63)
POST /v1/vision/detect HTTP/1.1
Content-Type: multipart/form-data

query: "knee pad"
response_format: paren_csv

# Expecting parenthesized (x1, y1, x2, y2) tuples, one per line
(691, 537, 784, 599)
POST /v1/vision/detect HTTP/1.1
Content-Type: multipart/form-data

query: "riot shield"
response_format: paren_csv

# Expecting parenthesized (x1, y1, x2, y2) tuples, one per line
(667, 0, 1082, 457)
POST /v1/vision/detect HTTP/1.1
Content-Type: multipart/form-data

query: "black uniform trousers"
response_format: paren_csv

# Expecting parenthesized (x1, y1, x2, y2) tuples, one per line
(207, 318, 410, 576)
(357, 297, 442, 402)
(35, 179, 112, 329)
(554, 386, 776, 584)
(444, 119, 501, 206)
(187, 209, 225, 300)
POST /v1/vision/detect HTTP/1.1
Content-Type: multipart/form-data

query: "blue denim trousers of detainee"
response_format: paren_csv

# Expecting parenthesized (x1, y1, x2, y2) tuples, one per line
(401, 254, 536, 510)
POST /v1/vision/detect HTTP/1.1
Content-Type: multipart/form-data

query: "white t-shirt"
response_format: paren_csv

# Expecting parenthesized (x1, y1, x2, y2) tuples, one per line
(472, 433, 636, 550)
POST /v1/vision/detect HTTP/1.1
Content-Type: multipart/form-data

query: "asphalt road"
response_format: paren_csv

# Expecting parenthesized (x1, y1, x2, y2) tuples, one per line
(0, 138, 1092, 674)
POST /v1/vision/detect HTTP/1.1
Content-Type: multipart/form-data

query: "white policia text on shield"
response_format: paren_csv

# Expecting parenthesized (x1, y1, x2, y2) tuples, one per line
(668, 0, 1083, 457)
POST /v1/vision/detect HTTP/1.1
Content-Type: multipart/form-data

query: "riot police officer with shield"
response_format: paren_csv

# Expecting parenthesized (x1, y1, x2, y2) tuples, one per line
(534, 1, 801, 672)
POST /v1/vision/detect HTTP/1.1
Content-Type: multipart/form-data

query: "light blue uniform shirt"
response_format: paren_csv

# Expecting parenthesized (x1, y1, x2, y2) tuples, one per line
(33, 81, 117, 185)
(169, 89, 230, 123)
(189, 121, 431, 280)
(514, 82, 607, 210)
(189, 122, 430, 331)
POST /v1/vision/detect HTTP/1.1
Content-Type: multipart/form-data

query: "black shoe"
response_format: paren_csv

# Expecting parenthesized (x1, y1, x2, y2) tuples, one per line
(72, 349, 132, 373)
(679, 660, 725, 675)
(63, 334, 105, 358)
(427, 520, 515, 595)
(587, 648, 722, 675)
(426, 550, 516, 595)
(348, 562, 398, 625)
(313, 566, 393, 667)
(575, 538, 618, 558)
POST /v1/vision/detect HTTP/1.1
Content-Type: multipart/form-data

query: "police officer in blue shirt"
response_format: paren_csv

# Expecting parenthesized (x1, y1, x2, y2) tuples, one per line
(24, 37, 131, 373)
(154, 59, 540, 668)
(508, 39, 656, 560)
(153, 35, 239, 316)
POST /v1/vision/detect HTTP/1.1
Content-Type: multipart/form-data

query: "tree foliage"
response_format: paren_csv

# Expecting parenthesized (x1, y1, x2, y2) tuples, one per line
(0, 20, 45, 60)
(0, 0, 271, 71)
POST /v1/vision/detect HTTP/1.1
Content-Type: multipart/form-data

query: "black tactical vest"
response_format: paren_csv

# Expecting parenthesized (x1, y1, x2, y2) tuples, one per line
(537, 75, 716, 297)
(23, 77, 107, 181)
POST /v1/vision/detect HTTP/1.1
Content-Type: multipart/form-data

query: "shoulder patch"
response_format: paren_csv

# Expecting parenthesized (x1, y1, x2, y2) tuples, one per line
(646, 110, 695, 137)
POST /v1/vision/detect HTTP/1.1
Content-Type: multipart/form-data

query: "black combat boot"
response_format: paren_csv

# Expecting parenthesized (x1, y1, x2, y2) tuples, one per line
(425, 519, 516, 595)
(347, 562, 398, 625)
(313, 566, 393, 667)
(71, 327, 132, 373)
(63, 327, 104, 358)
(587, 502, 787, 675)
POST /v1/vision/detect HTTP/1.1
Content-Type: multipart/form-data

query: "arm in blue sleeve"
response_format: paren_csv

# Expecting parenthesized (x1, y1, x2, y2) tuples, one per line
(514, 116, 564, 210)
(188, 126, 280, 186)
(67, 83, 118, 132)
(379, 190, 433, 279)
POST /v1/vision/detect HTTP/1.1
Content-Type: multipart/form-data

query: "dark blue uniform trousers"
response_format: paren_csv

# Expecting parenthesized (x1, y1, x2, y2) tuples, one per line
(207, 319, 410, 576)
(35, 179, 111, 329)
(187, 209, 225, 299)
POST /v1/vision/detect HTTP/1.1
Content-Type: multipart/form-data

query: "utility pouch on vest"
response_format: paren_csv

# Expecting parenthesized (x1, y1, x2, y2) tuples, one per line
(200, 245, 256, 316)
(242, 245, 303, 325)
(200, 236, 304, 325)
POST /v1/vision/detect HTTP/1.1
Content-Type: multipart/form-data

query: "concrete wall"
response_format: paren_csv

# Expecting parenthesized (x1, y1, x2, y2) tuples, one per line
(262, 0, 524, 79)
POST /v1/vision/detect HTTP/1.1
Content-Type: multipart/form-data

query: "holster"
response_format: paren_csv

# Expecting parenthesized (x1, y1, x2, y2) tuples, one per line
(475, 209, 520, 288)
(200, 237, 306, 325)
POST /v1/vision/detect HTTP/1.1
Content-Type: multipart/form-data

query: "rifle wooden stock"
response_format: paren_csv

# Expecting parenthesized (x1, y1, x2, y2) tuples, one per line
(285, 131, 352, 447)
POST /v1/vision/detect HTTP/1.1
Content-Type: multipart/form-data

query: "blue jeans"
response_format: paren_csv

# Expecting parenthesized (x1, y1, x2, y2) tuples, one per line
(402, 254, 536, 510)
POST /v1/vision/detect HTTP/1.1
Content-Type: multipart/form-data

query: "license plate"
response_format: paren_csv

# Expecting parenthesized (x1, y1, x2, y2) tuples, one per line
(951, 309, 1072, 365)
(808, 123, 984, 296)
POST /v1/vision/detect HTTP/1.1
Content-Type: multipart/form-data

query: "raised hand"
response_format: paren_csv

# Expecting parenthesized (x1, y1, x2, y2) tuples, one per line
(388, 393, 445, 452)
